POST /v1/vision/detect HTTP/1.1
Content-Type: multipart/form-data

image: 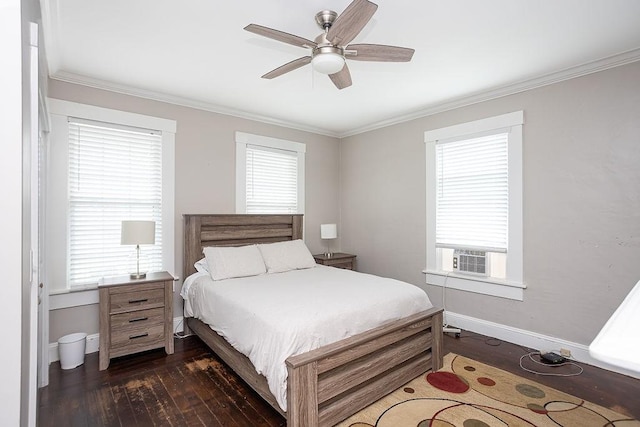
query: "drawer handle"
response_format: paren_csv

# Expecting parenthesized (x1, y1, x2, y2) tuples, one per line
(129, 333, 149, 340)
(128, 298, 148, 304)
(128, 317, 148, 323)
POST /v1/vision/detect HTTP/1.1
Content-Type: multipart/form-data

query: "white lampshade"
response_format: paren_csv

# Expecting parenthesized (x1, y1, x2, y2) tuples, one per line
(320, 223, 337, 239)
(121, 220, 156, 245)
(312, 53, 345, 75)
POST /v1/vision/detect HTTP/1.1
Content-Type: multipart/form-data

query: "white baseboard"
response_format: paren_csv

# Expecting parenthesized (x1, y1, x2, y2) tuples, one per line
(47, 313, 638, 380)
(445, 311, 640, 380)
(49, 316, 185, 363)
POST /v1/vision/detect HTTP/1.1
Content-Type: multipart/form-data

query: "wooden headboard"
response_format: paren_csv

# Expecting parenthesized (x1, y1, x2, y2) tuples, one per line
(183, 214, 303, 279)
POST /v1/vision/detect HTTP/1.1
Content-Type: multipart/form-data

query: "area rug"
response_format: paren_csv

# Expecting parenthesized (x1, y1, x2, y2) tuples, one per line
(337, 353, 639, 427)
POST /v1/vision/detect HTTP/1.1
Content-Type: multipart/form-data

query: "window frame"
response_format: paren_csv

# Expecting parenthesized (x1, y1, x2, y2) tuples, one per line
(424, 111, 525, 301)
(47, 99, 176, 294)
(235, 131, 306, 214)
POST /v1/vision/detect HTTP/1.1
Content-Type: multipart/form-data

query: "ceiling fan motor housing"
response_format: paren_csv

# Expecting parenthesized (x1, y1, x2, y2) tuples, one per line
(315, 10, 338, 29)
(313, 45, 343, 57)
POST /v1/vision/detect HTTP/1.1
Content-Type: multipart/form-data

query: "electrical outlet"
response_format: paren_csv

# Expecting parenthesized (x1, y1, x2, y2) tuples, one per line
(560, 348, 571, 358)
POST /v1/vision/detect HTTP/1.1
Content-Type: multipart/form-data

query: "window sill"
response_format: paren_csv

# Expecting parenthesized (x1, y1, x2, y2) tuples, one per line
(422, 269, 525, 301)
(49, 286, 99, 310)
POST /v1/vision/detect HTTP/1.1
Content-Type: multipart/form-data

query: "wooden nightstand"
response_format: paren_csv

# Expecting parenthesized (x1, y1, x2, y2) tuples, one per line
(313, 253, 357, 270)
(98, 271, 174, 370)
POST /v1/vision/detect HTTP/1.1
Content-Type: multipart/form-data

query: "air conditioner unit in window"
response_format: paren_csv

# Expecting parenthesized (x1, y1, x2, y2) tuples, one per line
(453, 249, 488, 276)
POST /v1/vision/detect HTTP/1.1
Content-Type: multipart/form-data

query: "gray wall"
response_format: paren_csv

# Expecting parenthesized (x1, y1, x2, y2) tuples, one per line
(47, 79, 341, 341)
(339, 61, 640, 346)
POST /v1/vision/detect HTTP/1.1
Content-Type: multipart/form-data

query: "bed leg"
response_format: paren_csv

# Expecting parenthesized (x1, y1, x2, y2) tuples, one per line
(432, 311, 444, 371)
(287, 362, 319, 427)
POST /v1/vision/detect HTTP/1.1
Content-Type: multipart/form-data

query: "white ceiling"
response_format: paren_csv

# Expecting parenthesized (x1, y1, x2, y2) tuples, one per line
(42, 0, 640, 137)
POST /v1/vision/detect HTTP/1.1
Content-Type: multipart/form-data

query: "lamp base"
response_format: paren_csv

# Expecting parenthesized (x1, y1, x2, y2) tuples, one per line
(324, 252, 333, 258)
(127, 247, 149, 280)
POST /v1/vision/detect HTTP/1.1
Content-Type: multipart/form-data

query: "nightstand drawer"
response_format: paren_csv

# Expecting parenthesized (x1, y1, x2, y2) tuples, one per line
(110, 288, 165, 313)
(110, 307, 165, 332)
(110, 323, 165, 356)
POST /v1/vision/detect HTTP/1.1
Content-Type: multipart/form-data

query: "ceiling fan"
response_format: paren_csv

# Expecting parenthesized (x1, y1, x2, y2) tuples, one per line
(244, 0, 415, 90)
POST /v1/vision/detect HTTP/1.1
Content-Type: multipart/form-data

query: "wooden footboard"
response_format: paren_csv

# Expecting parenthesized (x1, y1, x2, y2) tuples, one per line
(286, 307, 443, 427)
(187, 307, 443, 426)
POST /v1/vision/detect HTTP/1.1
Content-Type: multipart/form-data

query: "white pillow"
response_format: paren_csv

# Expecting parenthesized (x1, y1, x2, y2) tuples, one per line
(194, 257, 209, 273)
(258, 239, 316, 273)
(203, 245, 266, 281)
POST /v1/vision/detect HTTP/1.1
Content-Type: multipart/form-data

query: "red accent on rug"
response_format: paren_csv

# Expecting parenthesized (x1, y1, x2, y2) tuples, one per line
(426, 371, 470, 393)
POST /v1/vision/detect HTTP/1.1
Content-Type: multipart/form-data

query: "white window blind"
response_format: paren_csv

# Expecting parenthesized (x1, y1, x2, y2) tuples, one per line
(68, 118, 163, 287)
(435, 132, 508, 252)
(245, 144, 298, 214)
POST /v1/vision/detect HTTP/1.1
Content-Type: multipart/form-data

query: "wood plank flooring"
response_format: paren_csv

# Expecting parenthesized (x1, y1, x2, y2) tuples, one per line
(39, 331, 639, 426)
(39, 336, 285, 427)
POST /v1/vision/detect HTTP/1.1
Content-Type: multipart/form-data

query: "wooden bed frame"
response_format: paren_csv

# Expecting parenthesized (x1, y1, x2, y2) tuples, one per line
(183, 214, 443, 426)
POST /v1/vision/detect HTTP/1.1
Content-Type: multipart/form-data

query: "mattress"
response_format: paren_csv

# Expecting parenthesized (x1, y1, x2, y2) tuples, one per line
(181, 265, 433, 411)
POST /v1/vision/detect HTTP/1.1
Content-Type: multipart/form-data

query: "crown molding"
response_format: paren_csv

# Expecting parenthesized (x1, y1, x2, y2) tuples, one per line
(49, 71, 341, 138)
(51, 48, 640, 140)
(339, 48, 640, 138)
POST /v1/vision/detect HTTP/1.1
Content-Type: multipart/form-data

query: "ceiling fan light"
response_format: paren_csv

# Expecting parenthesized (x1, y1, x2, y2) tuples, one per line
(312, 52, 345, 74)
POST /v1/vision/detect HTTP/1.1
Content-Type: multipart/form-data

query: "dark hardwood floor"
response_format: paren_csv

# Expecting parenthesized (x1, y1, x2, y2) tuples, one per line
(39, 336, 286, 427)
(39, 331, 639, 426)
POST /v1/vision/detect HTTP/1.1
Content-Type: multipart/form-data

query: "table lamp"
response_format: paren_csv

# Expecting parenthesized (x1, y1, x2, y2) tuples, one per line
(121, 220, 155, 279)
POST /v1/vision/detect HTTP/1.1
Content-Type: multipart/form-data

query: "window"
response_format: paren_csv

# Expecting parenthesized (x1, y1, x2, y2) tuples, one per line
(68, 119, 163, 286)
(235, 132, 305, 214)
(47, 100, 175, 293)
(424, 111, 524, 300)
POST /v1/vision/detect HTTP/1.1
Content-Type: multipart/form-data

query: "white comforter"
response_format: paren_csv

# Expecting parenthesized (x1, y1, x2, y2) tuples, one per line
(181, 265, 432, 411)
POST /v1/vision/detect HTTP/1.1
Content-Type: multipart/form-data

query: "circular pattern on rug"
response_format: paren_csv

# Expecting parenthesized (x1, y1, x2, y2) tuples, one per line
(527, 403, 548, 414)
(418, 420, 455, 427)
(463, 419, 490, 427)
(464, 365, 476, 372)
(477, 377, 495, 386)
(426, 372, 469, 393)
(516, 383, 545, 399)
(545, 400, 583, 411)
(404, 387, 415, 394)
(546, 402, 614, 426)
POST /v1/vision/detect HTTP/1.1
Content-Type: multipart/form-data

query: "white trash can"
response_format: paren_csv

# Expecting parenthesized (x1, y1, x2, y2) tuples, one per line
(58, 332, 87, 370)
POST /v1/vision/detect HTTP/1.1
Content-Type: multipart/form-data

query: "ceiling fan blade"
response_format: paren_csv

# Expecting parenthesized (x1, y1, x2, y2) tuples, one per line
(329, 64, 352, 90)
(245, 24, 317, 49)
(327, 0, 378, 47)
(261, 56, 312, 79)
(346, 43, 415, 62)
